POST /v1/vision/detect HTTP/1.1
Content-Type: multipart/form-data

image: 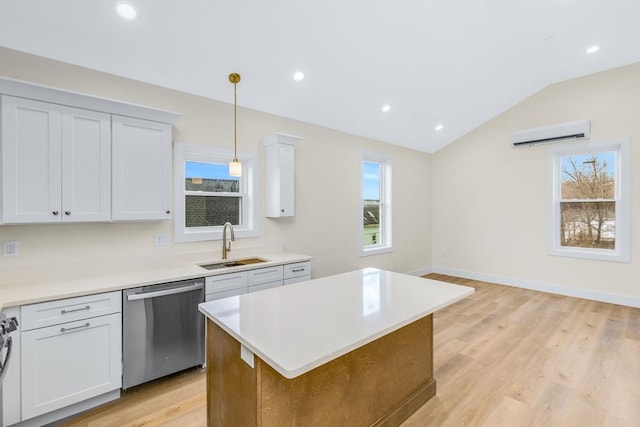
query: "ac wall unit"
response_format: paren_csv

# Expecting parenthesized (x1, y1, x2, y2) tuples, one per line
(511, 120, 590, 147)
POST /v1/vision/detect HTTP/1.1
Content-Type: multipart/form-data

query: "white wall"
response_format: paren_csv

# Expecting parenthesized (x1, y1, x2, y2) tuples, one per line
(0, 47, 432, 278)
(432, 62, 640, 305)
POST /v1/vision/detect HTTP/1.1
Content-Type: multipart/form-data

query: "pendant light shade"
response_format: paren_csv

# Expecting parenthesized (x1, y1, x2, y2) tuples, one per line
(229, 159, 242, 177)
(229, 73, 242, 177)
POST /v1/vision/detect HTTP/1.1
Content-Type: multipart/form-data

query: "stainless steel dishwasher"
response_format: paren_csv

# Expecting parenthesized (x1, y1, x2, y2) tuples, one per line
(122, 278, 204, 389)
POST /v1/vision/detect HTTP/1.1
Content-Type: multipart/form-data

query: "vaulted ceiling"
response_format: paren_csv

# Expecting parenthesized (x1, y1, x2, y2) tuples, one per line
(1, 1, 639, 153)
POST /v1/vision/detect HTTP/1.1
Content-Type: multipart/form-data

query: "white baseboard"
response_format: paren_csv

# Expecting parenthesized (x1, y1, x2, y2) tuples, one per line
(431, 266, 640, 308)
(405, 266, 434, 277)
(15, 389, 120, 427)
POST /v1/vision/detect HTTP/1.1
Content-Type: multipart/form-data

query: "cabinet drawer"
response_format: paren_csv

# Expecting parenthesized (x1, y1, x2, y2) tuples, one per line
(205, 271, 248, 294)
(284, 261, 311, 280)
(206, 287, 247, 302)
(250, 282, 283, 293)
(284, 276, 311, 286)
(248, 266, 283, 288)
(21, 291, 122, 331)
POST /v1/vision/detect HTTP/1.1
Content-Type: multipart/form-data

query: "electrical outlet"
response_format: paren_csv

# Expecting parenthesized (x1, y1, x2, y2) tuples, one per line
(240, 344, 255, 368)
(154, 234, 168, 247)
(3, 240, 19, 257)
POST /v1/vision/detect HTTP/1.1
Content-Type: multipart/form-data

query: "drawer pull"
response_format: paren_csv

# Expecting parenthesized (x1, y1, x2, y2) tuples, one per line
(61, 305, 90, 315)
(291, 268, 306, 272)
(60, 322, 90, 333)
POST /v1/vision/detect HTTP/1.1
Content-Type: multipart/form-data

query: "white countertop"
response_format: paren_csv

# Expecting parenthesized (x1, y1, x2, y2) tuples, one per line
(0, 249, 311, 310)
(198, 268, 474, 379)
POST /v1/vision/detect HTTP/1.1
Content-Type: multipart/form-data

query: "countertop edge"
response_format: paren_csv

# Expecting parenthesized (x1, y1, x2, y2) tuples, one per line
(199, 276, 474, 379)
(0, 251, 312, 311)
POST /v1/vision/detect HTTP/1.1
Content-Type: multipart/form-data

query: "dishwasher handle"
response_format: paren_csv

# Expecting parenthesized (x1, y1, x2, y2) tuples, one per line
(126, 282, 204, 301)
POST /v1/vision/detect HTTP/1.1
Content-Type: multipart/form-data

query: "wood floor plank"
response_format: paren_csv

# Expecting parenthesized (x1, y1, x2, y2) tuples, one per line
(61, 274, 640, 427)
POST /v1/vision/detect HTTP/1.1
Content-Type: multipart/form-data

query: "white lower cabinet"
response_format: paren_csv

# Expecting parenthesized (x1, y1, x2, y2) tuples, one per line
(205, 271, 248, 300)
(283, 261, 312, 284)
(248, 266, 283, 292)
(20, 293, 122, 421)
(284, 276, 311, 286)
(205, 262, 310, 301)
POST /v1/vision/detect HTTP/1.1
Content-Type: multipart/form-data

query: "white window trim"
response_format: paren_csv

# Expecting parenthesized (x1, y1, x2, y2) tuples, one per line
(547, 139, 630, 262)
(173, 141, 260, 242)
(360, 151, 393, 257)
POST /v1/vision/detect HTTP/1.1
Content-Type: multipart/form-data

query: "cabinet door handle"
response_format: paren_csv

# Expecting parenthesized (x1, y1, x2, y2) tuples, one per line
(61, 305, 90, 315)
(60, 322, 90, 333)
(65, 211, 71, 215)
(166, 210, 171, 214)
(52, 210, 59, 216)
(291, 268, 306, 272)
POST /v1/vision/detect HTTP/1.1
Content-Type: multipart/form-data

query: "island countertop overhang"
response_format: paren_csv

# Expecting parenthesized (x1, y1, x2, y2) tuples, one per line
(198, 268, 474, 379)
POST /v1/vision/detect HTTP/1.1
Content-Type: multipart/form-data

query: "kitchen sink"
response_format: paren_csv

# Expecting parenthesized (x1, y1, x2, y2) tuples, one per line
(198, 257, 267, 270)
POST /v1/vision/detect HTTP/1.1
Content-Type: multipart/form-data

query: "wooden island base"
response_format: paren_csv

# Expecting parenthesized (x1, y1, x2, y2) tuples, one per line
(206, 315, 435, 427)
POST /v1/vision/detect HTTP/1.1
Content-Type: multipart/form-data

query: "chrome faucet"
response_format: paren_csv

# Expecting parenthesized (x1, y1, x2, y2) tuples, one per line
(222, 222, 235, 259)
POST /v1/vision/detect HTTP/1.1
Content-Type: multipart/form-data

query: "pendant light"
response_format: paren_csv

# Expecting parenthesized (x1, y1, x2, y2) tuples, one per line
(228, 73, 242, 177)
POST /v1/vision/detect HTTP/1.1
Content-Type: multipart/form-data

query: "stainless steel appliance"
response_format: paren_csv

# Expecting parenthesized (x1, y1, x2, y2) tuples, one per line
(122, 278, 204, 389)
(0, 313, 19, 427)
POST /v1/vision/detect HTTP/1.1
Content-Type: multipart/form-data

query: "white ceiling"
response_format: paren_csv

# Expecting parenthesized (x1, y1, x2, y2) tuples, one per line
(1, 1, 639, 153)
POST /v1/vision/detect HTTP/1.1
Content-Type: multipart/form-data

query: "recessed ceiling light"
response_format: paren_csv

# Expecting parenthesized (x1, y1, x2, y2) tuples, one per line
(381, 104, 391, 113)
(586, 45, 600, 54)
(116, 2, 137, 20)
(435, 124, 444, 131)
(293, 71, 305, 81)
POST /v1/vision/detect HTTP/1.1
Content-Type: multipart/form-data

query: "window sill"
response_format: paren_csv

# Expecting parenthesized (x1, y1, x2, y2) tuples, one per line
(547, 247, 629, 263)
(360, 246, 393, 257)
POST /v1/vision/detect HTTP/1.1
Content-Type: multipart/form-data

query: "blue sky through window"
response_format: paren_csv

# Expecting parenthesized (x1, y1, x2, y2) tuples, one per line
(363, 161, 380, 200)
(185, 161, 238, 181)
(561, 152, 615, 182)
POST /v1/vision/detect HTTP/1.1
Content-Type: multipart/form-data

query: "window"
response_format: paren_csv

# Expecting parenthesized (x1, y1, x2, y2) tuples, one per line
(547, 140, 630, 262)
(185, 161, 241, 227)
(361, 152, 392, 256)
(174, 142, 259, 242)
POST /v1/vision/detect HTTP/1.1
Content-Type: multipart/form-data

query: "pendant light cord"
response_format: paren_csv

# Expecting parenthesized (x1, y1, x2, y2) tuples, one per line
(228, 73, 242, 177)
(233, 79, 238, 161)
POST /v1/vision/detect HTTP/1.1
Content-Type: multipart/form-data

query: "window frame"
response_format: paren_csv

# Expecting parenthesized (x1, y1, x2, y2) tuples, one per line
(547, 139, 630, 262)
(174, 141, 259, 242)
(360, 151, 393, 257)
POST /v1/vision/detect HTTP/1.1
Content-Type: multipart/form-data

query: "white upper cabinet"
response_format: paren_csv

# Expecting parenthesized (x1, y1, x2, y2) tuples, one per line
(0, 77, 180, 224)
(61, 106, 111, 221)
(1, 96, 111, 223)
(112, 115, 172, 221)
(264, 133, 301, 218)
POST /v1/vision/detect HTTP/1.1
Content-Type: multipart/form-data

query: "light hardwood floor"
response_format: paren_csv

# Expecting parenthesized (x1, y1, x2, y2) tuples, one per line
(61, 274, 640, 426)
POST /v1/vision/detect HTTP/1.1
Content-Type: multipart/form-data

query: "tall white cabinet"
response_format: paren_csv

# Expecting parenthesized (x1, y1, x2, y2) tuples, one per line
(1, 96, 111, 223)
(264, 133, 302, 218)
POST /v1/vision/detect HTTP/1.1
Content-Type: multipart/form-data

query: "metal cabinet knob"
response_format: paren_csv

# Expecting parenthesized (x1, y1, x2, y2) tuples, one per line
(65, 211, 71, 215)
(52, 210, 59, 216)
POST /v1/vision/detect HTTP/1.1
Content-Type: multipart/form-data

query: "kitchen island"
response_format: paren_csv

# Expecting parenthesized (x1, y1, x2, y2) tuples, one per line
(198, 268, 474, 426)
